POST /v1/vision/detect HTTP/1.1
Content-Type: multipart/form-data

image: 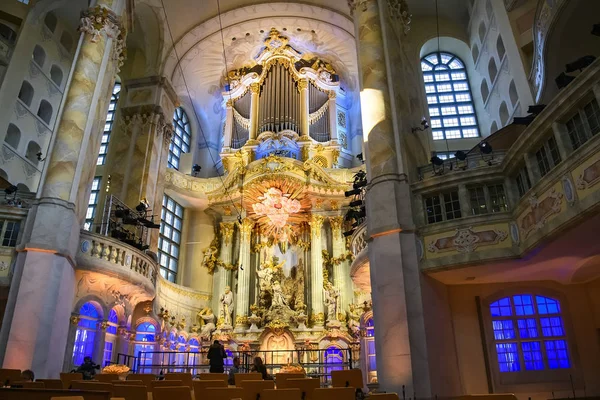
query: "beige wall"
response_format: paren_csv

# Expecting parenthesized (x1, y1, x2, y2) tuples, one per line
(179, 208, 214, 292)
(435, 279, 600, 400)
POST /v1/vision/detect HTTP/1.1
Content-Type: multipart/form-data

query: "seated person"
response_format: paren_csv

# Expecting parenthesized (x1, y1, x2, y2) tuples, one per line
(228, 357, 241, 385)
(20, 370, 35, 382)
(250, 357, 272, 380)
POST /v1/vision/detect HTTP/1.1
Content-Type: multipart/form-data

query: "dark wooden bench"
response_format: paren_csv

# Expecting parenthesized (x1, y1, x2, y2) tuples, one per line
(0, 388, 111, 400)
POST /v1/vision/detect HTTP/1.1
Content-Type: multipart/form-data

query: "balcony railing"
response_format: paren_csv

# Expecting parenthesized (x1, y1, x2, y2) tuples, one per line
(417, 150, 507, 180)
(350, 221, 367, 258)
(77, 230, 158, 292)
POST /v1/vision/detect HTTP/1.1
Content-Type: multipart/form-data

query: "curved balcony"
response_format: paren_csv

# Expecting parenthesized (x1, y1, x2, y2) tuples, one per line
(76, 230, 158, 296)
(412, 59, 600, 281)
(349, 221, 370, 292)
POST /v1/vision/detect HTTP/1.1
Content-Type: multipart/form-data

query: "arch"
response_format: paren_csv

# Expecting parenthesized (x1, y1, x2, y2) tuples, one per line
(37, 100, 53, 125)
(60, 31, 73, 52)
(43, 12, 57, 33)
(478, 21, 486, 43)
(50, 65, 63, 86)
(509, 80, 518, 107)
(490, 121, 499, 134)
(481, 80, 490, 102)
(471, 44, 479, 63)
(486, 0, 493, 20)
(25, 141, 41, 165)
(72, 301, 102, 366)
(0, 169, 8, 181)
(32, 45, 46, 67)
(488, 58, 498, 83)
(496, 35, 506, 61)
(5, 124, 21, 149)
(499, 102, 510, 126)
(0, 23, 17, 45)
(18, 81, 34, 107)
(421, 52, 480, 140)
(16, 183, 30, 193)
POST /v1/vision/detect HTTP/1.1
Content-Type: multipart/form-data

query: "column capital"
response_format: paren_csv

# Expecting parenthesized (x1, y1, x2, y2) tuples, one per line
(310, 214, 325, 229)
(329, 216, 345, 236)
(328, 91, 337, 100)
(79, 6, 123, 42)
(220, 222, 235, 245)
(238, 218, 255, 235)
(298, 79, 309, 91)
(250, 83, 260, 93)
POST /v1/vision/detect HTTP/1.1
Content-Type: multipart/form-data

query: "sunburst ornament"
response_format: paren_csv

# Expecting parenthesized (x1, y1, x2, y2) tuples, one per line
(252, 187, 301, 229)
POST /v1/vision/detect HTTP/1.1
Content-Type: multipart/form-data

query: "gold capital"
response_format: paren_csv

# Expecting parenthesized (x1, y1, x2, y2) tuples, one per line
(329, 216, 344, 236)
(298, 79, 309, 91)
(309, 214, 325, 237)
(238, 218, 255, 235)
(220, 222, 235, 245)
(250, 83, 260, 94)
(328, 91, 337, 99)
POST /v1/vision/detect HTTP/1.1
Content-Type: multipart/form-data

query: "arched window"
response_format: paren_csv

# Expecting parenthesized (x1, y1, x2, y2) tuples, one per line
(18, 81, 34, 107)
(499, 101, 510, 126)
(43, 12, 57, 33)
(170, 107, 191, 170)
(481, 80, 490, 103)
(421, 52, 479, 140)
(60, 32, 73, 52)
(509, 81, 518, 108)
(5, 124, 21, 149)
(26, 141, 41, 165)
(97, 82, 121, 165)
(324, 346, 344, 383)
(365, 317, 377, 383)
(103, 308, 119, 366)
(50, 65, 63, 87)
(32, 45, 46, 67)
(471, 44, 479, 63)
(488, 58, 498, 83)
(134, 322, 157, 373)
(37, 100, 53, 125)
(478, 21, 486, 43)
(159, 195, 184, 282)
(496, 35, 506, 61)
(72, 302, 101, 366)
(488, 294, 571, 373)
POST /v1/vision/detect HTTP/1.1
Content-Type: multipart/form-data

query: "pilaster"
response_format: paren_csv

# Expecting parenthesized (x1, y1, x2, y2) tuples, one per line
(309, 214, 325, 327)
(299, 79, 310, 139)
(235, 218, 254, 330)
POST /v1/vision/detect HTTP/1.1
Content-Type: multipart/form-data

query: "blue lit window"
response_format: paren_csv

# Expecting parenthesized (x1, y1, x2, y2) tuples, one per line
(364, 317, 377, 383)
(135, 322, 157, 373)
(489, 294, 571, 372)
(72, 302, 100, 366)
(106, 308, 118, 335)
(325, 346, 344, 382)
(421, 52, 479, 140)
(169, 107, 191, 170)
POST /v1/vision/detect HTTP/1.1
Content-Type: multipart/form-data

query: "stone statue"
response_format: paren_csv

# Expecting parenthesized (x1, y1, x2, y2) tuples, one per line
(198, 307, 216, 339)
(220, 286, 234, 327)
(272, 281, 287, 307)
(347, 304, 361, 337)
(324, 283, 340, 324)
(257, 263, 275, 292)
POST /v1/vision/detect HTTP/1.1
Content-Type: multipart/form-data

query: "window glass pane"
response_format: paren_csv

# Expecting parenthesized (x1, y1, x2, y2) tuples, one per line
(158, 195, 184, 282)
(545, 340, 570, 369)
(490, 297, 512, 317)
(540, 317, 565, 337)
(536, 296, 561, 314)
(492, 320, 515, 340)
(517, 318, 538, 338)
(469, 186, 487, 215)
(496, 343, 520, 372)
(170, 107, 192, 171)
(521, 342, 544, 370)
(513, 295, 535, 315)
(97, 83, 120, 165)
(443, 191, 461, 220)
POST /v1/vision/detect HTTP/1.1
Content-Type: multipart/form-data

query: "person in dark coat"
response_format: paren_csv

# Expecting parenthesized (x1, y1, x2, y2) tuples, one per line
(207, 340, 227, 373)
(250, 356, 272, 380)
(76, 356, 100, 380)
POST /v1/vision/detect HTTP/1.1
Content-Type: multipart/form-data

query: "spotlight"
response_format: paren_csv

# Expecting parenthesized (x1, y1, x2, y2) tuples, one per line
(4, 185, 17, 195)
(349, 199, 363, 208)
(555, 72, 576, 89)
(513, 115, 536, 125)
(192, 164, 201, 177)
(412, 117, 430, 133)
(455, 151, 467, 161)
(478, 142, 493, 155)
(356, 208, 366, 219)
(343, 230, 355, 237)
(592, 24, 600, 37)
(353, 180, 367, 190)
(36, 151, 45, 162)
(135, 202, 148, 212)
(565, 55, 596, 73)
(345, 188, 361, 197)
(430, 156, 444, 166)
(527, 105, 546, 115)
(356, 153, 364, 163)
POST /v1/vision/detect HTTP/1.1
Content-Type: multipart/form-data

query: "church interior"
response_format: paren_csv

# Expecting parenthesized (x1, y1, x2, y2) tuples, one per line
(0, 0, 599, 399)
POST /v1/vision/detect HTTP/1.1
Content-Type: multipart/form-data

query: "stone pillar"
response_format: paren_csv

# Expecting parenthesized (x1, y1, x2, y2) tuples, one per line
(63, 315, 80, 372)
(309, 214, 325, 327)
(94, 322, 108, 366)
(248, 83, 260, 143)
(223, 101, 234, 150)
(458, 184, 471, 218)
(551, 122, 570, 160)
(523, 153, 538, 186)
(330, 216, 349, 314)
(299, 79, 310, 139)
(328, 92, 339, 143)
(213, 221, 235, 312)
(351, 0, 431, 396)
(235, 218, 254, 330)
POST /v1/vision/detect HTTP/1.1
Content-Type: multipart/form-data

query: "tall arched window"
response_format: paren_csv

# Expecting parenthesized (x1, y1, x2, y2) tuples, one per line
(134, 322, 157, 373)
(364, 317, 377, 383)
(488, 294, 571, 373)
(324, 346, 344, 383)
(103, 308, 119, 366)
(170, 107, 191, 170)
(421, 52, 479, 140)
(97, 83, 121, 165)
(159, 195, 183, 282)
(73, 302, 101, 366)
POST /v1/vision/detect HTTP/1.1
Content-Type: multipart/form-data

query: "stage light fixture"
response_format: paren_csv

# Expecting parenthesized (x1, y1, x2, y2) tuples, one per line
(430, 156, 444, 166)
(4, 185, 17, 195)
(412, 117, 430, 133)
(455, 151, 467, 161)
(345, 188, 361, 197)
(513, 115, 536, 125)
(555, 72, 576, 89)
(356, 153, 364, 162)
(478, 142, 493, 155)
(565, 55, 596, 73)
(527, 105, 546, 115)
(349, 199, 363, 208)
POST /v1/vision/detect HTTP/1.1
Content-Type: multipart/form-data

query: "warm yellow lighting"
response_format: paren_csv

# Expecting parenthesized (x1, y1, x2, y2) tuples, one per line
(360, 89, 385, 143)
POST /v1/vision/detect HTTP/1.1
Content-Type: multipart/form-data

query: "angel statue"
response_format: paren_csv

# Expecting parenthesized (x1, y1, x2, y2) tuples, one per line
(272, 281, 287, 307)
(220, 286, 235, 327)
(257, 263, 275, 292)
(198, 307, 216, 340)
(324, 283, 340, 324)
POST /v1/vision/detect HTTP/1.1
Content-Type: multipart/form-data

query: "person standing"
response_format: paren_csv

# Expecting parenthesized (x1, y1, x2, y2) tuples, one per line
(207, 340, 227, 373)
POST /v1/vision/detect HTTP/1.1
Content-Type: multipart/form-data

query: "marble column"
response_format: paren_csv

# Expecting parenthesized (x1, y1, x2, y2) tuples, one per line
(213, 221, 235, 312)
(330, 216, 349, 314)
(248, 83, 260, 143)
(235, 218, 254, 330)
(309, 214, 325, 327)
(299, 79, 310, 139)
(351, 0, 431, 396)
(328, 92, 339, 143)
(223, 101, 234, 150)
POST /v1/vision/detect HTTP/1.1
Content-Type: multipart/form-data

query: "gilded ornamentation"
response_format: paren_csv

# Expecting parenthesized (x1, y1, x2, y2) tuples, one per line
(330, 200, 340, 211)
(309, 215, 325, 237)
(298, 79, 309, 91)
(238, 218, 255, 236)
(79, 6, 121, 43)
(427, 227, 509, 254)
(387, 0, 412, 34)
(100, 321, 108, 331)
(220, 222, 235, 245)
(312, 312, 325, 324)
(235, 315, 248, 326)
(250, 83, 260, 93)
(70, 315, 81, 326)
(266, 319, 288, 336)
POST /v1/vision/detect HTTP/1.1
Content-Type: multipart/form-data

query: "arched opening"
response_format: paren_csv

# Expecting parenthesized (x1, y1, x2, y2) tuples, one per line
(18, 81, 34, 107)
(472, 44, 479, 63)
(324, 346, 344, 383)
(50, 65, 63, 87)
(37, 100, 53, 125)
(508, 81, 519, 108)
(499, 102, 510, 126)
(60, 32, 73, 52)
(364, 317, 377, 383)
(25, 141, 41, 165)
(32, 45, 46, 67)
(103, 308, 119, 366)
(490, 121, 499, 134)
(16, 183, 30, 193)
(5, 124, 21, 149)
(478, 21, 486, 43)
(486, 0, 493, 20)
(0, 23, 17, 45)
(496, 35, 506, 61)
(488, 58, 498, 83)
(481, 80, 490, 103)
(0, 169, 8, 181)
(134, 321, 157, 373)
(43, 12, 57, 33)
(72, 302, 101, 367)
